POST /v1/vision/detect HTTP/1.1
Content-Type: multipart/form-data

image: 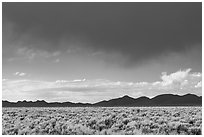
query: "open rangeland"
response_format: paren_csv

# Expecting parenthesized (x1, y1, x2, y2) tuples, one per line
(2, 107, 202, 135)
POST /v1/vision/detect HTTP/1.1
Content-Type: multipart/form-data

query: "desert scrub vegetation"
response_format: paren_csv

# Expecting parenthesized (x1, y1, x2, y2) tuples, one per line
(2, 107, 202, 135)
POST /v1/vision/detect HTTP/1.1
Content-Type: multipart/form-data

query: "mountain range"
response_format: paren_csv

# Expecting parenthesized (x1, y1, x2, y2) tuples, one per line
(2, 93, 202, 107)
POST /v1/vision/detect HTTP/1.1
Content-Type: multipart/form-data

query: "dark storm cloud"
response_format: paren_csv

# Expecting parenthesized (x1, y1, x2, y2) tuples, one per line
(3, 2, 202, 64)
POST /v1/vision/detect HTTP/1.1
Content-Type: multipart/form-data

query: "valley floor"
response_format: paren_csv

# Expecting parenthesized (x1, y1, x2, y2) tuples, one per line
(2, 107, 202, 135)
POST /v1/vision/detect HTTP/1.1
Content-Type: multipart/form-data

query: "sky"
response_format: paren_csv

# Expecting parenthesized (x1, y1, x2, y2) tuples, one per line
(2, 2, 202, 103)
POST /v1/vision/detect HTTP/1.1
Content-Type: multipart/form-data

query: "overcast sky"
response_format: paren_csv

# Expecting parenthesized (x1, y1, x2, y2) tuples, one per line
(2, 2, 202, 103)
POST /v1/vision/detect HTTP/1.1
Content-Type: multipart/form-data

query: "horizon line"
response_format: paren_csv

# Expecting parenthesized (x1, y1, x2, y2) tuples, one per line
(2, 93, 201, 104)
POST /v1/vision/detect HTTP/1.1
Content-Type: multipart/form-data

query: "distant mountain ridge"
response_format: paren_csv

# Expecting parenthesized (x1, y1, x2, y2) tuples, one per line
(2, 93, 202, 107)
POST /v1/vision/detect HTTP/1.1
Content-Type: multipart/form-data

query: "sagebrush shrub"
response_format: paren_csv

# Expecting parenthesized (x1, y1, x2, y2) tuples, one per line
(2, 107, 202, 135)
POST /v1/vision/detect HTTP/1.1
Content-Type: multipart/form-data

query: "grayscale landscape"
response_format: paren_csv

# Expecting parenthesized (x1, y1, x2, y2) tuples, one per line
(2, 2, 202, 135)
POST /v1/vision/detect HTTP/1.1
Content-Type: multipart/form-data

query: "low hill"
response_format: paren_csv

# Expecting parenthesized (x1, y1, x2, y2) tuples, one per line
(2, 93, 202, 107)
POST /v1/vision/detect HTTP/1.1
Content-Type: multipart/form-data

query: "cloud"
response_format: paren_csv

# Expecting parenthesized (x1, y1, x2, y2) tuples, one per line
(3, 69, 201, 103)
(73, 79, 86, 82)
(14, 72, 20, 75)
(160, 68, 191, 86)
(195, 81, 202, 88)
(55, 79, 86, 83)
(55, 80, 69, 83)
(3, 3, 201, 66)
(153, 69, 202, 92)
(16, 47, 61, 60)
(13, 72, 26, 77)
(54, 58, 60, 63)
(19, 73, 26, 76)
